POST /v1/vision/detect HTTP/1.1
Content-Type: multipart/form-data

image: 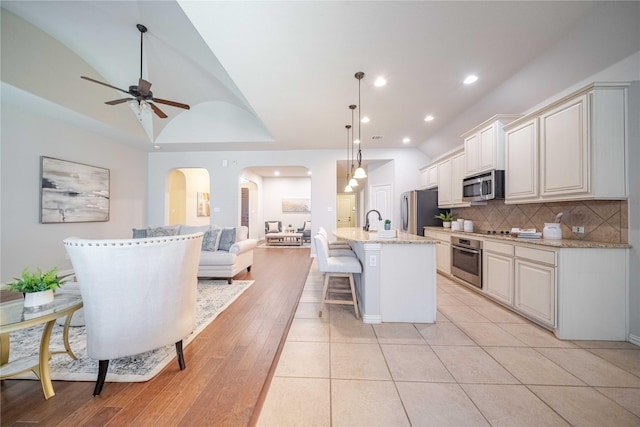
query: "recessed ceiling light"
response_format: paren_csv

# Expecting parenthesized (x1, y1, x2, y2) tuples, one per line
(424, 115, 435, 122)
(361, 116, 370, 123)
(354, 139, 361, 144)
(374, 77, 387, 87)
(402, 137, 411, 144)
(274, 171, 280, 176)
(463, 75, 478, 85)
(153, 145, 162, 149)
(307, 171, 312, 175)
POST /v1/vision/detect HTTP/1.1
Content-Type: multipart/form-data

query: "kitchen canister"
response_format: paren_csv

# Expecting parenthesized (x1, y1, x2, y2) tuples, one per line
(451, 221, 462, 231)
(543, 223, 562, 239)
(463, 220, 474, 233)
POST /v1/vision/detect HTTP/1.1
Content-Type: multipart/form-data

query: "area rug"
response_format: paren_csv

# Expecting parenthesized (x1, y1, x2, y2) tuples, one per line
(7, 279, 254, 383)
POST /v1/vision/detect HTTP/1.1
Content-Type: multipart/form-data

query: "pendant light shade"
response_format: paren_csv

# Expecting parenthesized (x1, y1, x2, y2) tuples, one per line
(344, 184, 353, 192)
(349, 177, 359, 187)
(354, 72, 367, 179)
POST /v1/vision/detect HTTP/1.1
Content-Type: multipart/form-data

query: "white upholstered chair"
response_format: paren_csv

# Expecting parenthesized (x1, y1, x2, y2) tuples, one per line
(313, 234, 362, 319)
(317, 226, 351, 250)
(63, 233, 203, 395)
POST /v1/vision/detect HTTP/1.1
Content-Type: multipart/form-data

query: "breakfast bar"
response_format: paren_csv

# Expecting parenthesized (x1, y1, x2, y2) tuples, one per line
(333, 228, 438, 323)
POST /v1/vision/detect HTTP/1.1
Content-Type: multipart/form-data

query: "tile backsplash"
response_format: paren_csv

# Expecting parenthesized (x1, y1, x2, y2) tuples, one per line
(452, 199, 628, 243)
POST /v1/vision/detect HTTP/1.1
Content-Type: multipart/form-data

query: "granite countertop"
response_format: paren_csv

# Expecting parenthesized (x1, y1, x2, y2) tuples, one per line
(334, 227, 437, 244)
(423, 226, 631, 249)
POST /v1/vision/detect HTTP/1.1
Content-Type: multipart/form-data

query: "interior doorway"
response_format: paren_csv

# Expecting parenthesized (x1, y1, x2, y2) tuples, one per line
(336, 194, 356, 228)
(166, 168, 211, 226)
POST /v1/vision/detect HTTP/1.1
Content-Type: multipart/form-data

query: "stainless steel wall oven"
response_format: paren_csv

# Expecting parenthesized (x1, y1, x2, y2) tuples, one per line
(451, 236, 483, 289)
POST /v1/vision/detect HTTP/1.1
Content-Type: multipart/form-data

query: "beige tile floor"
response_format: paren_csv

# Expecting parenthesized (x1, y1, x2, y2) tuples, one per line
(257, 261, 640, 426)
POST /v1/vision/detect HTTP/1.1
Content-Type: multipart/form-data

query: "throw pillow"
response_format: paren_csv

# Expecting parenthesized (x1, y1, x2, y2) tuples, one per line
(147, 225, 180, 237)
(180, 224, 210, 235)
(267, 222, 280, 233)
(218, 227, 236, 251)
(303, 221, 312, 231)
(132, 228, 148, 239)
(202, 228, 222, 251)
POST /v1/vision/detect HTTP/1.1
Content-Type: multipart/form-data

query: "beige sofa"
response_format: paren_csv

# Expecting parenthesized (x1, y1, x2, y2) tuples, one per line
(133, 224, 257, 284)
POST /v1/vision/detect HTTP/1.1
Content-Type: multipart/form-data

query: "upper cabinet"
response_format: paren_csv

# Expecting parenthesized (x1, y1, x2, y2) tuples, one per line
(462, 115, 521, 177)
(420, 164, 438, 189)
(438, 151, 470, 208)
(504, 83, 628, 204)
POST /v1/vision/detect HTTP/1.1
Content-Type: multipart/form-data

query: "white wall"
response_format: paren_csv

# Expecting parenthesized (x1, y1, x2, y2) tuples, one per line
(627, 81, 640, 344)
(147, 148, 428, 251)
(0, 102, 147, 282)
(263, 177, 311, 235)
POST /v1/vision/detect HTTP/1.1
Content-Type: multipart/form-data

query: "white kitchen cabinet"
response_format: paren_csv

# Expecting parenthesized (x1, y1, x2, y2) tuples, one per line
(514, 246, 556, 328)
(451, 152, 469, 207)
(424, 230, 450, 275)
(483, 241, 514, 306)
(437, 158, 452, 207)
(540, 94, 589, 197)
(420, 164, 438, 189)
(463, 115, 521, 177)
(504, 83, 627, 204)
(505, 118, 538, 201)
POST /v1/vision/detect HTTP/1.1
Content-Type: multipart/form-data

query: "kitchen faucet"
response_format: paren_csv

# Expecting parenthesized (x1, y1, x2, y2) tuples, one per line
(363, 209, 382, 231)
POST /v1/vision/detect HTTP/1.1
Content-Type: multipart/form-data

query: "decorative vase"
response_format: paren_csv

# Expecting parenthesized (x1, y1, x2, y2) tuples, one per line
(443, 221, 451, 228)
(384, 223, 391, 230)
(23, 289, 54, 311)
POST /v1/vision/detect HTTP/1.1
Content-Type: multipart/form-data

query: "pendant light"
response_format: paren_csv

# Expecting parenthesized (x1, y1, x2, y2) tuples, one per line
(344, 124, 353, 193)
(353, 71, 367, 179)
(348, 104, 359, 187)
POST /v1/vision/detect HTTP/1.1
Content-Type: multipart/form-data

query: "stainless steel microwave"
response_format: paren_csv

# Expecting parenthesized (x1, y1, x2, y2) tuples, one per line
(462, 170, 505, 202)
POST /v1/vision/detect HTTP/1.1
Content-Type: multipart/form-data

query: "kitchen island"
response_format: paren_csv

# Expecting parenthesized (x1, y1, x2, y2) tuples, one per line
(333, 228, 438, 323)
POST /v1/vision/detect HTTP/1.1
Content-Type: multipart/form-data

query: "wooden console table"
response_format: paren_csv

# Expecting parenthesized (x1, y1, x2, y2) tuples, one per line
(265, 232, 304, 246)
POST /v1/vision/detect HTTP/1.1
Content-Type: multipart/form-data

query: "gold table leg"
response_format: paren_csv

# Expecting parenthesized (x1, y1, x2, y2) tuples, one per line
(39, 320, 56, 399)
(0, 333, 9, 365)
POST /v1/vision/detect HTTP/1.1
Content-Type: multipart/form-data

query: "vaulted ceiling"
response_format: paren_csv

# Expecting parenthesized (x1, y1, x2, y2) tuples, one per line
(2, 1, 639, 159)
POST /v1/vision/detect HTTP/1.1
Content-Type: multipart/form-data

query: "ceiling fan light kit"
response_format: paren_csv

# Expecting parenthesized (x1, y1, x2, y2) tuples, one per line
(80, 24, 190, 119)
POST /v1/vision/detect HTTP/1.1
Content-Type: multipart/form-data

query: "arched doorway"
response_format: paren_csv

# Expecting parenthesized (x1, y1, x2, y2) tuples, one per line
(167, 168, 211, 225)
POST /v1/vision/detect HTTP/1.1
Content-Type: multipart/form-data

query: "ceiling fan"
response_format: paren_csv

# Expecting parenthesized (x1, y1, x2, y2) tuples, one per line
(81, 24, 190, 119)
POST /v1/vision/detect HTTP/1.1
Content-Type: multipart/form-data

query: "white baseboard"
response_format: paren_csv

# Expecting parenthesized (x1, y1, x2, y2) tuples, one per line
(629, 333, 640, 347)
(362, 314, 382, 324)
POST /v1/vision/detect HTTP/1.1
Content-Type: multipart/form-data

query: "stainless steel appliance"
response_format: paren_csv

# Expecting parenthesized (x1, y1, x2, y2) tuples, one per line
(451, 236, 483, 289)
(462, 170, 505, 202)
(400, 189, 444, 236)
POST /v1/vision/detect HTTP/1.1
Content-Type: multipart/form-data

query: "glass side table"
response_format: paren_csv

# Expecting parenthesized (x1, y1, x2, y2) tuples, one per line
(0, 294, 83, 399)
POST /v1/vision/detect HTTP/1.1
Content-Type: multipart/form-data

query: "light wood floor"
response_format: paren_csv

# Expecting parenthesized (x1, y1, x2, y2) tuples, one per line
(1, 245, 312, 426)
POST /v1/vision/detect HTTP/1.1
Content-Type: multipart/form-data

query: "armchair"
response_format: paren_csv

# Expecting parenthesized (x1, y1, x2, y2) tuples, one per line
(63, 233, 203, 395)
(297, 221, 312, 243)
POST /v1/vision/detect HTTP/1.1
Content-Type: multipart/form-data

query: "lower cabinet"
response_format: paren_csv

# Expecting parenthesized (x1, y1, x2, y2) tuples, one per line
(425, 229, 451, 275)
(483, 241, 556, 329)
(483, 241, 514, 306)
(514, 258, 556, 327)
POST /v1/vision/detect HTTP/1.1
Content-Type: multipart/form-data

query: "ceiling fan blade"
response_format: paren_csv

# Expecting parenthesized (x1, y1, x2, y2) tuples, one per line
(81, 76, 129, 94)
(138, 78, 152, 96)
(105, 98, 134, 105)
(152, 97, 191, 110)
(149, 102, 168, 119)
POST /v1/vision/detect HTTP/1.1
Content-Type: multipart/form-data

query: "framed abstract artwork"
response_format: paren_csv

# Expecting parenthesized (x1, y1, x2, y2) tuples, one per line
(197, 192, 210, 217)
(40, 156, 110, 223)
(282, 198, 311, 213)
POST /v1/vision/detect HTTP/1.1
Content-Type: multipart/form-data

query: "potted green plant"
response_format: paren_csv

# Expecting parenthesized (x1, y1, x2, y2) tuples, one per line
(5, 267, 63, 310)
(434, 211, 454, 228)
(384, 219, 391, 230)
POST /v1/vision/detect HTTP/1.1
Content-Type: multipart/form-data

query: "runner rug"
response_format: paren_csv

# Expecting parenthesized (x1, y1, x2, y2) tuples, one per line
(7, 279, 254, 383)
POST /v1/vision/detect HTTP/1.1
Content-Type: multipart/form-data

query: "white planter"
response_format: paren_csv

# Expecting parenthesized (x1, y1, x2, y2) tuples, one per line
(23, 289, 54, 311)
(443, 221, 452, 228)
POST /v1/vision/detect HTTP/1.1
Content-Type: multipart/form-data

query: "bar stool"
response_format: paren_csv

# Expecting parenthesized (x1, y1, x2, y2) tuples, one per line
(313, 234, 362, 319)
(317, 227, 356, 257)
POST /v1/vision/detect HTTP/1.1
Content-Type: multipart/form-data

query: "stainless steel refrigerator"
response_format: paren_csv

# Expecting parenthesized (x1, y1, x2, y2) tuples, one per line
(400, 189, 444, 236)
